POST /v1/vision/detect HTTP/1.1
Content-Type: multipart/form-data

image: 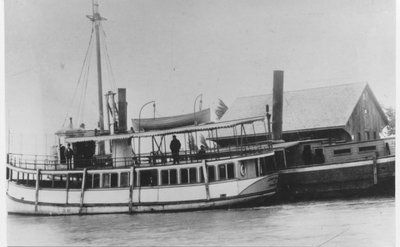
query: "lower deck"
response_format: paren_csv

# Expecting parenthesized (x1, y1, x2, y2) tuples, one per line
(6, 152, 279, 215)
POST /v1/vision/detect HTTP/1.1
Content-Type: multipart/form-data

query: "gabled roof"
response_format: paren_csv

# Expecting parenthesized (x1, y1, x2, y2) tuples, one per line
(221, 82, 385, 132)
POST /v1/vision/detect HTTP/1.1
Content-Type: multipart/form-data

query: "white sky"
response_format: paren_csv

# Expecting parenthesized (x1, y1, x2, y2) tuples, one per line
(3, 0, 396, 154)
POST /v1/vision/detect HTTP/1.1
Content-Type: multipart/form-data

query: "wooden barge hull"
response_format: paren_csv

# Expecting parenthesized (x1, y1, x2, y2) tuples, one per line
(277, 156, 395, 197)
(7, 173, 278, 215)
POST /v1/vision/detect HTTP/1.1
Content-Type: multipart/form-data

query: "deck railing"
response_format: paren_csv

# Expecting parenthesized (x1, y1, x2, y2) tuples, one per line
(6, 142, 271, 171)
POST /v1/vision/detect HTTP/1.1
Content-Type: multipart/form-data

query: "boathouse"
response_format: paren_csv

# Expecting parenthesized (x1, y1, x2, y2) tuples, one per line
(216, 82, 388, 146)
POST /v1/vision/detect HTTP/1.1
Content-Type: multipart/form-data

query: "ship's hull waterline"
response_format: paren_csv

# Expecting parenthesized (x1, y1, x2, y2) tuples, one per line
(7, 173, 278, 215)
(278, 156, 395, 197)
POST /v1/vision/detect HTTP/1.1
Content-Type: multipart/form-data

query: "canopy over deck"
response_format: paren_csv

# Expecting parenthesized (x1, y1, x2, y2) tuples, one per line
(66, 116, 266, 143)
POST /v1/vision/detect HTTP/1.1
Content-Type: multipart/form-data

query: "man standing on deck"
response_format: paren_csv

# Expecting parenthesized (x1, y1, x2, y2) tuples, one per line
(65, 144, 74, 169)
(170, 135, 181, 164)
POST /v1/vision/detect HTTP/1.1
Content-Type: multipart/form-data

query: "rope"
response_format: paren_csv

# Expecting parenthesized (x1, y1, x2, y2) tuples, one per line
(77, 37, 94, 125)
(61, 24, 95, 128)
(100, 23, 118, 92)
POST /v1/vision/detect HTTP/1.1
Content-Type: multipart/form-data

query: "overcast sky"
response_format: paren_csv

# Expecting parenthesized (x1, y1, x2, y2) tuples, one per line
(4, 0, 395, 153)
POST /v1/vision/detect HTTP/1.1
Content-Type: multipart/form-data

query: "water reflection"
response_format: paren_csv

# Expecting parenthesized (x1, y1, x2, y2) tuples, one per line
(8, 196, 395, 246)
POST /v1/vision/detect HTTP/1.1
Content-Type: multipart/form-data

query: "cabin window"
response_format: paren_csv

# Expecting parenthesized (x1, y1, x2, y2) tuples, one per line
(189, 168, 197, 183)
(260, 157, 267, 176)
(139, 169, 158, 187)
(227, 163, 235, 179)
(161, 170, 169, 185)
(208, 166, 216, 182)
(266, 156, 277, 173)
(314, 148, 325, 164)
(358, 132, 361, 141)
(359, 146, 376, 152)
(302, 145, 313, 165)
(170, 170, 177, 185)
(93, 174, 100, 188)
(111, 173, 118, 188)
(255, 159, 260, 176)
(218, 164, 227, 180)
(120, 173, 129, 187)
(365, 131, 370, 140)
(333, 148, 351, 155)
(274, 150, 286, 169)
(374, 132, 377, 140)
(180, 169, 189, 184)
(199, 167, 204, 183)
(161, 170, 177, 185)
(102, 174, 110, 188)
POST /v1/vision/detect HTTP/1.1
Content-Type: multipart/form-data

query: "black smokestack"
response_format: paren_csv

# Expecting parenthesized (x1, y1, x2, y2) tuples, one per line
(272, 70, 284, 140)
(118, 88, 127, 132)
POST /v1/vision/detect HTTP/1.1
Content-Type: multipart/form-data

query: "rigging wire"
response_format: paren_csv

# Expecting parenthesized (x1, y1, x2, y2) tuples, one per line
(100, 22, 118, 92)
(77, 41, 94, 125)
(61, 24, 95, 128)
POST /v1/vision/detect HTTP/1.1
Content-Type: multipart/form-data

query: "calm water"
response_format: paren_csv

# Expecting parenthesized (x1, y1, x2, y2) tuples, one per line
(7, 196, 395, 246)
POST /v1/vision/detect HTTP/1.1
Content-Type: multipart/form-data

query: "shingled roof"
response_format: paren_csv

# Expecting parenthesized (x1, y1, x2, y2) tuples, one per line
(221, 82, 386, 133)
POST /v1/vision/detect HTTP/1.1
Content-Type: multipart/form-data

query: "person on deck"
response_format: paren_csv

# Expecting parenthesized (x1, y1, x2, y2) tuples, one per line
(59, 144, 66, 164)
(197, 145, 206, 160)
(64, 144, 74, 169)
(170, 135, 181, 164)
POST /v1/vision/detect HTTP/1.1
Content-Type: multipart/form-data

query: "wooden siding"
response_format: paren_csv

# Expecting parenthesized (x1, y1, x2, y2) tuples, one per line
(284, 138, 394, 167)
(345, 88, 387, 141)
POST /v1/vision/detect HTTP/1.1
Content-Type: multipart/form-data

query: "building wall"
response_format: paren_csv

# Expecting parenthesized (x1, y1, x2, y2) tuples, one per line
(345, 88, 387, 142)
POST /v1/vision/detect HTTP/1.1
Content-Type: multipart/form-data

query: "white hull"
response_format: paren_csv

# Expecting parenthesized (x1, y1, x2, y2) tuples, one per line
(7, 173, 278, 215)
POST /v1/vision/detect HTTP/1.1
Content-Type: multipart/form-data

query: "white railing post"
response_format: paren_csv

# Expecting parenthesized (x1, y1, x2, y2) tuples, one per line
(202, 160, 210, 200)
(79, 169, 87, 214)
(34, 169, 40, 212)
(129, 166, 134, 213)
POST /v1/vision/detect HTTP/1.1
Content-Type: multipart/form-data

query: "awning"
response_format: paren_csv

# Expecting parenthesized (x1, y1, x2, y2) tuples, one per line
(66, 116, 266, 143)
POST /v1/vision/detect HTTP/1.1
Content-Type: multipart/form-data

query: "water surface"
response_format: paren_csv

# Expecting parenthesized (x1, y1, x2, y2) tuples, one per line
(7, 196, 395, 246)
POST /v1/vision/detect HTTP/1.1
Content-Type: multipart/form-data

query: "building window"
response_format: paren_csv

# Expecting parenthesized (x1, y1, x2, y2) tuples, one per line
(365, 131, 370, 140)
(358, 132, 361, 141)
(373, 132, 377, 140)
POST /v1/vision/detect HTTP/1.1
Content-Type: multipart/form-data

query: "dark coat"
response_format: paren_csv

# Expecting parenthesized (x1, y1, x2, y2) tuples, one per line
(65, 147, 73, 159)
(170, 139, 181, 153)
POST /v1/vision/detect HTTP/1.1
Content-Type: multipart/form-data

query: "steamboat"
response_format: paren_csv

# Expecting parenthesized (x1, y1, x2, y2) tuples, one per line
(6, 1, 279, 215)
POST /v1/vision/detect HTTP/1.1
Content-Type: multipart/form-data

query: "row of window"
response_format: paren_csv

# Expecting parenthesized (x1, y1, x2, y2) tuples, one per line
(8, 156, 277, 189)
(140, 163, 236, 187)
(333, 145, 376, 156)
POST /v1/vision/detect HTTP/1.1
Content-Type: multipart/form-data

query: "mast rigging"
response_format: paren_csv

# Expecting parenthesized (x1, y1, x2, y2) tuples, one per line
(87, 0, 107, 154)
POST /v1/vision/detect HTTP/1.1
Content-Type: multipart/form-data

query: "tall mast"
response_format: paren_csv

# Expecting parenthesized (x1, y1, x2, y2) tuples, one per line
(88, 0, 106, 154)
